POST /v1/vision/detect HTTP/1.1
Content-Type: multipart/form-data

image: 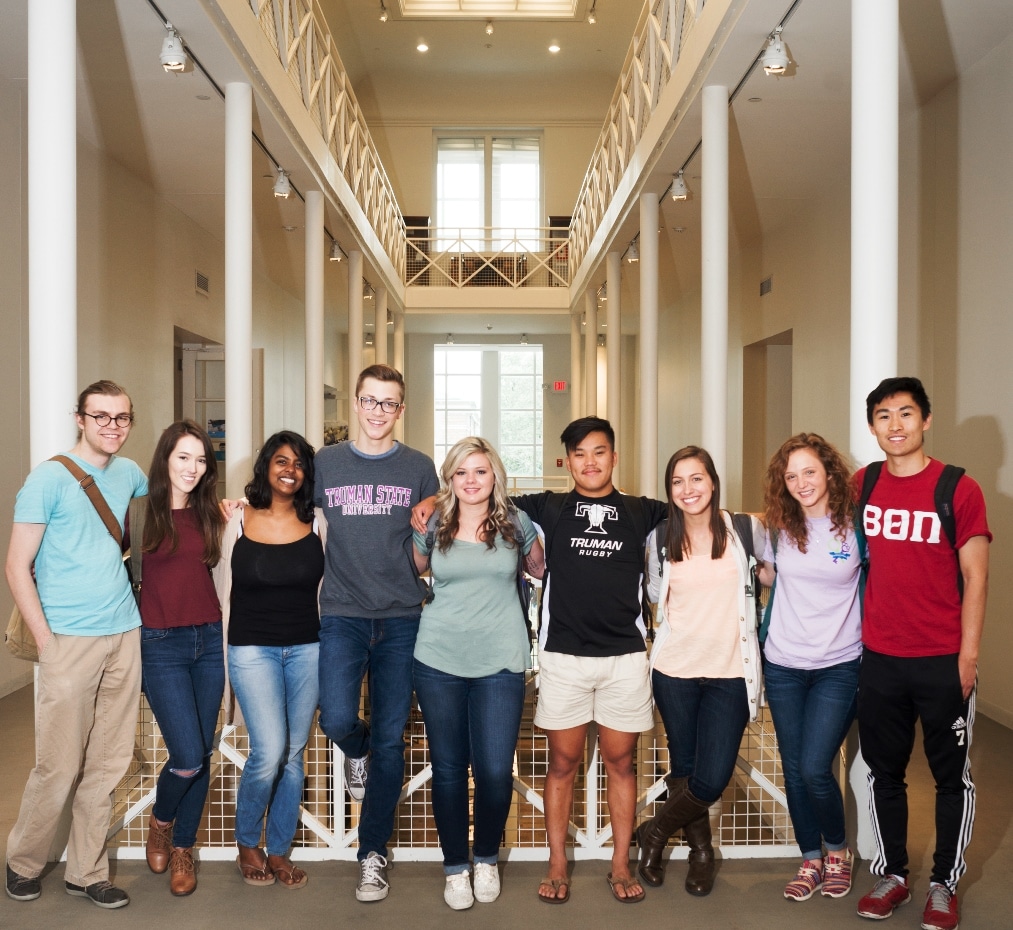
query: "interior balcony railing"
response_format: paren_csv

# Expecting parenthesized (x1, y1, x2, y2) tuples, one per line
(406, 227, 570, 289)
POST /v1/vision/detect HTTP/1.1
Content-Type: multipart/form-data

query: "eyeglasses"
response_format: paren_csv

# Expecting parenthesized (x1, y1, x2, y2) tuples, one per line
(82, 412, 134, 428)
(357, 396, 402, 415)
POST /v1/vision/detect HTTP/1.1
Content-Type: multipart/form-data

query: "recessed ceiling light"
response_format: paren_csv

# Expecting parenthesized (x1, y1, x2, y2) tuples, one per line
(195, 94, 210, 101)
(748, 96, 762, 103)
(548, 43, 560, 53)
(282, 225, 297, 232)
(417, 42, 429, 52)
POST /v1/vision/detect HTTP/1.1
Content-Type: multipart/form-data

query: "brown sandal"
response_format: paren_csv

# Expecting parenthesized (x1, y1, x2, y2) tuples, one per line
(267, 855, 308, 889)
(607, 872, 646, 903)
(236, 844, 275, 886)
(537, 877, 570, 904)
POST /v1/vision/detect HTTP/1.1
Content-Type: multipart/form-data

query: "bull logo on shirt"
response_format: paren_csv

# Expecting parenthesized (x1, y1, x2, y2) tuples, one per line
(575, 501, 618, 535)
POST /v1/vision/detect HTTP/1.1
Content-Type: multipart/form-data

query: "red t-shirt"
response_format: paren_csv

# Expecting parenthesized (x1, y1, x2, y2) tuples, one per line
(139, 508, 222, 629)
(856, 458, 991, 657)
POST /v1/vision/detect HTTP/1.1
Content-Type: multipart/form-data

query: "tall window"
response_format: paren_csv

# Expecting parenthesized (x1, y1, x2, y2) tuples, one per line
(436, 134, 541, 251)
(434, 345, 543, 478)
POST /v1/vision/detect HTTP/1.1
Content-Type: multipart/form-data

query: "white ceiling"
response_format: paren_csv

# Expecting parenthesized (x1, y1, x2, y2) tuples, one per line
(3, 0, 1013, 335)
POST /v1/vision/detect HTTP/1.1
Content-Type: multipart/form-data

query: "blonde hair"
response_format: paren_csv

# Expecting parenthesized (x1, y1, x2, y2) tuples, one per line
(435, 437, 519, 553)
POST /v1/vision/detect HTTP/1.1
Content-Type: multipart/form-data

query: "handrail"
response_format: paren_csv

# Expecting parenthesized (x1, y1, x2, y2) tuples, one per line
(247, 0, 406, 277)
(568, 0, 704, 276)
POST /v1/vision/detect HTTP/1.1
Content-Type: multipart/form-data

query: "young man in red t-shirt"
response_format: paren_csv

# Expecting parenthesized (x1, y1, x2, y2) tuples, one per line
(854, 377, 991, 930)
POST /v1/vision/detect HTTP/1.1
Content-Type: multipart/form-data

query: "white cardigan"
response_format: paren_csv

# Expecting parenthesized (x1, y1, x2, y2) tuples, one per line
(646, 512, 764, 721)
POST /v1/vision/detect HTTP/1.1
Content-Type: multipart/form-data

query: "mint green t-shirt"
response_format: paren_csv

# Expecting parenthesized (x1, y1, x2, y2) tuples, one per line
(413, 512, 537, 677)
(14, 454, 147, 635)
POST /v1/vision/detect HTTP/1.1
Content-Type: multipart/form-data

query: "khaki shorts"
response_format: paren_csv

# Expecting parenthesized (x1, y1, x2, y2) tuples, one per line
(534, 651, 654, 732)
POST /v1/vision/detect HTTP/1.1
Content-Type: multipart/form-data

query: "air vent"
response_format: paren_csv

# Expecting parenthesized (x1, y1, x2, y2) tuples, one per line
(195, 270, 210, 298)
(759, 275, 773, 297)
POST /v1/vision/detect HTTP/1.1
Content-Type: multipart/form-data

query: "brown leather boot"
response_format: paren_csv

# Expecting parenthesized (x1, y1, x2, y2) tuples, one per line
(636, 778, 709, 887)
(682, 811, 715, 896)
(146, 814, 173, 874)
(169, 847, 198, 896)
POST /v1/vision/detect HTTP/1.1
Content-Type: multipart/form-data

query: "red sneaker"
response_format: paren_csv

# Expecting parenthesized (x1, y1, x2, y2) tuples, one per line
(921, 885, 959, 930)
(857, 876, 912, 919)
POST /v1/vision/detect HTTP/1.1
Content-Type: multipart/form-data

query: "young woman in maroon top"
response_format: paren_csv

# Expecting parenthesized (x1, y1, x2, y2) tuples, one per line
(139, 420, 225, 896)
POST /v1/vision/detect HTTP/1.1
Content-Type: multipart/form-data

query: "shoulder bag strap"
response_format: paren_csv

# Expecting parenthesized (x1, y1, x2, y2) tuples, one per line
(50, 454, 123, 547)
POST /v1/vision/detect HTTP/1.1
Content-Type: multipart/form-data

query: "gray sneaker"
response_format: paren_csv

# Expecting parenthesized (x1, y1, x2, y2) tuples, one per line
(65, 880, 130, 909)
(6, 864, 41, 901)
(344, 754, 369, 802)
(356, 851, 389, 902)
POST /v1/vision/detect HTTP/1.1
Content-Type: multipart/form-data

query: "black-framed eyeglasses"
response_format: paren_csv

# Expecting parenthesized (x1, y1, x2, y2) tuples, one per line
(82, 412, 134, 428)
(357, 396, 402, 414)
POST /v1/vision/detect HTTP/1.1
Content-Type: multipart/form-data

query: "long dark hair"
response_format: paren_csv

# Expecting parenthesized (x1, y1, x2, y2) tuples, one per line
(245, 431, 316, 523)
(662, 445, 728, 561)
(143, 420, 223, 565)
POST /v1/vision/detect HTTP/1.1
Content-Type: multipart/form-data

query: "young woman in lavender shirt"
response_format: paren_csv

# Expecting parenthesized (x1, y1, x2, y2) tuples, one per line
(756, 433, 864, 902)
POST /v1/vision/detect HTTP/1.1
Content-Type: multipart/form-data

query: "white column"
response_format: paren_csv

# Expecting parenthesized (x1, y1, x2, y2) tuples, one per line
(584, 290, 597, 416)
(606, 252, 622, 430)
(375, 287, 388, 365)
(701, 84, 729, 487)
(393, 311, 405, 442)
(225, 83, 253, 497)
(347, 251, 364, 441)
(851, 0, 898, 462)
(639, 195, 659, 498)
(570, 310, 583, 421)
(28, 0, 77, 463)
(304, 191, 324, 450)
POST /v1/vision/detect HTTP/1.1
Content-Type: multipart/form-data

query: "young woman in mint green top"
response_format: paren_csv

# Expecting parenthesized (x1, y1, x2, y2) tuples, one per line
(411, 436, 544, 911)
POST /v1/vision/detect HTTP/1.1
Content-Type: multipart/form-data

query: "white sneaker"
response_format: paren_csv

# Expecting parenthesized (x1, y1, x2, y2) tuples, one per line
(444, 871, 474, 910)
(344, 755, 368, 802)
(473, 862, 500, 903)
(355, 851, 389, 902)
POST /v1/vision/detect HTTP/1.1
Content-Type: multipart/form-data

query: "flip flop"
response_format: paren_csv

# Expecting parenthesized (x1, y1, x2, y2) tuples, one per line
(267, 855, 308, 889)
(607, 872, 645, 903)
(537, 877, 570, 904)
(236, 845, 276, 886)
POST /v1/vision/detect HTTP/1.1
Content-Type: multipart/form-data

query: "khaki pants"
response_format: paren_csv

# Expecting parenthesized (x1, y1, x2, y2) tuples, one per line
(6, 629, 141, 886)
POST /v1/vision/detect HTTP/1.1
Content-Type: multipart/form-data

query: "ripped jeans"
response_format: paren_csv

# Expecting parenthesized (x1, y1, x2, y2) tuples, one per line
(141, 622, 225, 848)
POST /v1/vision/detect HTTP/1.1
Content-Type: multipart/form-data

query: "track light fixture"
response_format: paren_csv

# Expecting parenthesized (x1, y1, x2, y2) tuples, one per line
(520, 333, 528, 345)
(273, 168, 291, 199)
(588, 1, 598, 25)
(626, 238, 640, 263)
(485, 21, 494, 36)
(446, 334, 454, 345)
(387, 310, 394, 325)
(762, 27, 790, 76)
(329, 240, 343, 262)
(379, 1, 388, 23)
(160, 25, 188, 73)
(671, 169, 689, 201)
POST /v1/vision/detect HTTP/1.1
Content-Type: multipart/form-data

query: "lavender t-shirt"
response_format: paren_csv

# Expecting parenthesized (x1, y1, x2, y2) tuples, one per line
(762, 516, 862, 669)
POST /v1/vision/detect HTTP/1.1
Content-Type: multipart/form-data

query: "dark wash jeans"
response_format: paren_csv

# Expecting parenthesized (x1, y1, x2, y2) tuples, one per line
(413, 660, 526, 873)
(141, 622, 225, 848)
(763, 656, 860, 858)
(318, 615, 420, 860)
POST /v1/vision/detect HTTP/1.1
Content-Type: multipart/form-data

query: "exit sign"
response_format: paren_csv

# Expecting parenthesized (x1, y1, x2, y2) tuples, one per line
(552, 380, 568, 393)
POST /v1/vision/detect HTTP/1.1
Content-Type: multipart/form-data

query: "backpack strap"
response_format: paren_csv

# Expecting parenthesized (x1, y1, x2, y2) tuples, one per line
(727, 511, 762, 628)
(759, 528, 778, 644)
(51, 454, 123, 547)
(858, 460, 884, 519)
(654, 517, 669, 575)
(934, 464, 965, 549)
(619, 494, 653, 640)
(127, 496, 147, 595)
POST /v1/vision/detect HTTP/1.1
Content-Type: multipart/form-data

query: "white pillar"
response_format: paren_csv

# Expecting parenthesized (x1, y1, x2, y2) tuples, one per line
(639, 195, 659, 498)
(29, 0, 77, 463)
(347, 251, 364, 441)
(225, 83, 253, 497)
(701, 84, 729, 487)
(584, 290, 597, 416)
(375, 287, 388, 365)
(393, 311, 405, 442)
(570, 311, 583, 422)
(304, 191, 324, 450)
(606, 252, 622, 431)
(851, 0, 898, 463)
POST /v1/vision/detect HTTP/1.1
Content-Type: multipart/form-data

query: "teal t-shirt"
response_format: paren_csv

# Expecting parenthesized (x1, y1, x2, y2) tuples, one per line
(14, 454, 148, 635)
(413, 511, 537, 677)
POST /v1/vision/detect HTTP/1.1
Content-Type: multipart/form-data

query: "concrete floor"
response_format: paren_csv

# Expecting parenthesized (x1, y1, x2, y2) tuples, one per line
(2, 683, 1011, 930)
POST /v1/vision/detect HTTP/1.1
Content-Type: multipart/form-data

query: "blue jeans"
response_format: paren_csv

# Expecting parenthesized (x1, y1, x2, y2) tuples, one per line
(141, 622, 225, 849)
(651, 673, 749, 804)
(764, 657, 860, 859)
(413, 660, 525, 874)
(318, 615, 420, 860)
(228, 643, 319, 855)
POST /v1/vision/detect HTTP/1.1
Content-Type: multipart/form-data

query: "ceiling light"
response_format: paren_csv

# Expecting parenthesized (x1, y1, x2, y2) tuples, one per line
(365, 332, 374, 346)
(626, 239, 639, 263)
(379, 1, 388, 23)
(548, 43, 560, 53)
(671, 169, 689, 201)
(762, 27, 789, 76)
(588, 1, 597, 24)
(446, 333, 454, 345)
(520, 333, 528, 345)
(485, 21, 494, 36)
(159, 26, 188, 73)
(273, 168, 291, 198)
(387, 310, 394, 325)
(329, 240, 343, 262)
(417, 42, 429, 52)
(363, 281, 373, 299)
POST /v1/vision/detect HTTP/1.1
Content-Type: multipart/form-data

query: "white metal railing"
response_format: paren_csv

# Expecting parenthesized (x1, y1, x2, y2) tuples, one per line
(569, 0, 704, 276)
(248, 0, 406, 277)
(406, 227, 570, 289)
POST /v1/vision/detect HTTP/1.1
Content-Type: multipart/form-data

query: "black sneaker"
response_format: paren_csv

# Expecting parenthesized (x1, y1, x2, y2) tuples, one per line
(65, 880, 130, 909)
(5, 864, 41, 901)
